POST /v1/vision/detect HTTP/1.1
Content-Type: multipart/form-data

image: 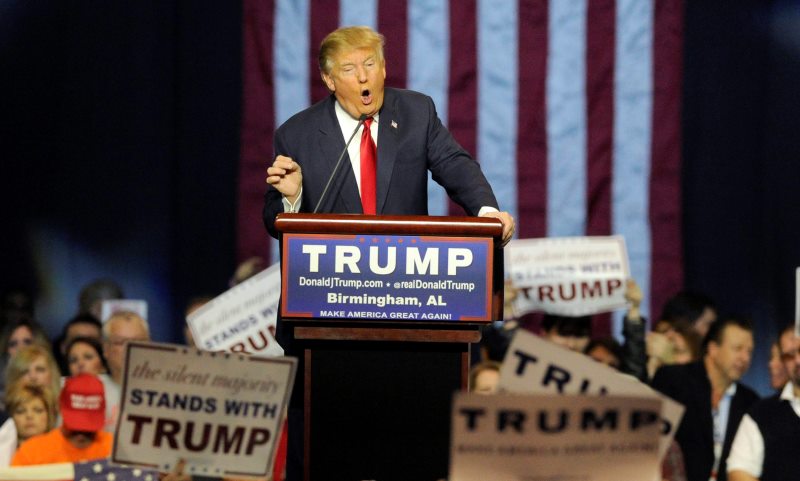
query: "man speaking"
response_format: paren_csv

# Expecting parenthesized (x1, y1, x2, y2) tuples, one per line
(262, 25, 515, 480)
(263, 25, 514, 243)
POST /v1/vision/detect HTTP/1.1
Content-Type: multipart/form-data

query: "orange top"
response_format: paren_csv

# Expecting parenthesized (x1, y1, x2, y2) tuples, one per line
(11, 428, 112, 466)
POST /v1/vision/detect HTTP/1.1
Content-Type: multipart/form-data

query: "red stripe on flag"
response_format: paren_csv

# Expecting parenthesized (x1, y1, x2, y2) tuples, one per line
(516, 0, 549, 238)
(379, 0, 408, 89)
(237, 0, 275, 263)
(310, 0, 339, 104)
(650, 0, 684, 318)
(448, 0, 478, 216)
(586, 0, 616, 337)
(585, 0, 615, 237)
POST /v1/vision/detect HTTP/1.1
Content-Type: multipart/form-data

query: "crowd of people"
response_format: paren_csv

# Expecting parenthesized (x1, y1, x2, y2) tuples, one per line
(2, 270, 791, 481)
(0, 281, 152, 468)
(0, 262, 283, 480)
(472, 280, 798, 481)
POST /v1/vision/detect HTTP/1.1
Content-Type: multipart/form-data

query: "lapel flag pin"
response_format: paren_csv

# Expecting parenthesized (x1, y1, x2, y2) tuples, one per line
(391, 120, 398, 129)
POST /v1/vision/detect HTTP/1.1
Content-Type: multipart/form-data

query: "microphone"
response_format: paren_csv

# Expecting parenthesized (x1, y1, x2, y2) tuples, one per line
(313, 113, 368, 214)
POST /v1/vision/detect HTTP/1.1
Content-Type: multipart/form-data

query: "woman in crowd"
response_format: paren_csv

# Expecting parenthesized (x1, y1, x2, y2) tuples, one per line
(5, 345, 62, 404)
(65, 337, 109, 376)
(0, 320, 51, 406)
(0, 320, 51, 360)
(646, 319, 701, 380)
(0, 383, 58, 466)
(11, 373, 112, 466)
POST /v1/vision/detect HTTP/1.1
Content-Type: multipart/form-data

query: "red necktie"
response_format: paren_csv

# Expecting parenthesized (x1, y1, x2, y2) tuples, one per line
(360, 117, 377, 214)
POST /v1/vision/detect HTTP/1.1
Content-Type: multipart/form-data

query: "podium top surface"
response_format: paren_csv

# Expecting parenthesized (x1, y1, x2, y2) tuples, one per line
(275, 213, 503, 238)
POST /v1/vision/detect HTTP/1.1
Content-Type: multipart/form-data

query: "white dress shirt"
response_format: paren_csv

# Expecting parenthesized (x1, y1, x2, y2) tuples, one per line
(726, 381, 800, 477)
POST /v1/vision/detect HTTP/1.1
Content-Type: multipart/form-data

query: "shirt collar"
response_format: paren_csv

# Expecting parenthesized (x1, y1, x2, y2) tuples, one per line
(334, 100, 379, 128)
(780, 381, 799, 402)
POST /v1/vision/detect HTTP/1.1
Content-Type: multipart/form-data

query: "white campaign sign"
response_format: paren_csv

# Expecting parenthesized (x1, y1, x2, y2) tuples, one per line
(506, 236, 630, 316)
(450, 393, 662, 481)
(187, 263, 283, 356)
(498, 330, 684, 465)
(112, 342, 296, 477)
(100, 299, 148, 322)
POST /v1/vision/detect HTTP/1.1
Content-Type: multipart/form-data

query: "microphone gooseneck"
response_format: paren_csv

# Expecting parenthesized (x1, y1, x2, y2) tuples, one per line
(313, 114, 368, 214)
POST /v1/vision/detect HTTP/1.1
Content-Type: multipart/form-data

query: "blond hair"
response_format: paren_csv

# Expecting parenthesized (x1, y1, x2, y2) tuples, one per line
(5, 344, 61, 401)
(319, 26, 385, 74)
(5, 382, 58, 434)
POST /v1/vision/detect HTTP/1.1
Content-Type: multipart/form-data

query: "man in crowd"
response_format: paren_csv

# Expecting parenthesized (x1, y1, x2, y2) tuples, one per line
(727, 324, 799, 481)
(652, 316, 759, 481)
(102, 311, 150, 432)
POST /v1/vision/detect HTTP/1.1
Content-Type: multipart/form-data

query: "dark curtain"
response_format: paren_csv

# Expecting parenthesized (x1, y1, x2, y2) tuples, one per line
(0, 1, 241, 341)
(683, 0, 800, 393)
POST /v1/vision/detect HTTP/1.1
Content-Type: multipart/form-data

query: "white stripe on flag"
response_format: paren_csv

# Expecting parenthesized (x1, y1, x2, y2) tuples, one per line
(477, 0, 519, 220)
(408, 0, 450, 216)
(613, 0, 654, 331)
(546, 0, 588, 237)
(274, 0, 311, 126)
(340, 0, 378, 29)
(273, 0, 311, 262)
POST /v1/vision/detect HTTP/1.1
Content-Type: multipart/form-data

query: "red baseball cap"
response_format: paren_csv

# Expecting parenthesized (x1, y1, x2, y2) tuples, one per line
(60, 373, 106, 432)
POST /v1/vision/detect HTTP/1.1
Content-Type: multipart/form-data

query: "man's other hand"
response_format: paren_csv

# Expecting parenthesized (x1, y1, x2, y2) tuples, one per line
(480, 211, 515, 247)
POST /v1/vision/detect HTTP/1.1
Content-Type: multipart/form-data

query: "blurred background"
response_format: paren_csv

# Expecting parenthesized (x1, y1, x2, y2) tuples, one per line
(2, 0, 799, 395)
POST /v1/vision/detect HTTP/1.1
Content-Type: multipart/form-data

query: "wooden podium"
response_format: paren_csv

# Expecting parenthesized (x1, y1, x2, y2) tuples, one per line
(276, 214, 503, 481)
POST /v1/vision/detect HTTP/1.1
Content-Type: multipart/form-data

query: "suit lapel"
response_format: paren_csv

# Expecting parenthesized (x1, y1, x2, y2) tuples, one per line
(317, 97, 362, 213)
(376, 89, 399, 214)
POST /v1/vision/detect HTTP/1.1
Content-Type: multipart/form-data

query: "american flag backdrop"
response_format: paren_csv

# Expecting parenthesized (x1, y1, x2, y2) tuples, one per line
(237, 0, 684, 337)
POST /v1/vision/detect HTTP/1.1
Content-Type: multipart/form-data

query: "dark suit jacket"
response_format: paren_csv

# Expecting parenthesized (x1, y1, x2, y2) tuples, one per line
(263, 87, 499, 238)
(651, 361, 759, 481)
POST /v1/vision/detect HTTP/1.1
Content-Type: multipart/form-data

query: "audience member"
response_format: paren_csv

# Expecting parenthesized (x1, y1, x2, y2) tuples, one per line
(767, 336, 788, 392)
(727, 324, 799, 481)
(469, 361, 501, 395)
(584, 338, 623, 369)
(5, 345, 62, 407)
(618, 279, 648, 381)
(102, 311, 150, 432)
(54, 313, 103, 375)
(0, 384, 58, 466)
(651, 316, 759, 481)
(0, 320, 50, 360)
(230, 256, 266, 287)
(77, 278, 124, 320)
(11, 373, 112, 465)
(660, 290, 717, 338)
(65, 337, 109, 376)
(1, 288, 34, 325)
(541, 314, 592, 352)
(7, 384, 57, 442)
(647, 319, 702, 379)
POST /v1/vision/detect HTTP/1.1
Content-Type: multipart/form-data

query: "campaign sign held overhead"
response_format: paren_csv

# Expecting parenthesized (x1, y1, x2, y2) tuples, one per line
(281, 233, 493, 322)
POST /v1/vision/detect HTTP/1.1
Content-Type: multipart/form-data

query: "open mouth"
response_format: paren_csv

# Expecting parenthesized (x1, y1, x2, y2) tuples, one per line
(361, 89, 372, 105)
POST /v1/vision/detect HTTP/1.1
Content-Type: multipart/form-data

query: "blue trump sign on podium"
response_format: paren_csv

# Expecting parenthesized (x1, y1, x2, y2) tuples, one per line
(281, 234, 493, 321)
